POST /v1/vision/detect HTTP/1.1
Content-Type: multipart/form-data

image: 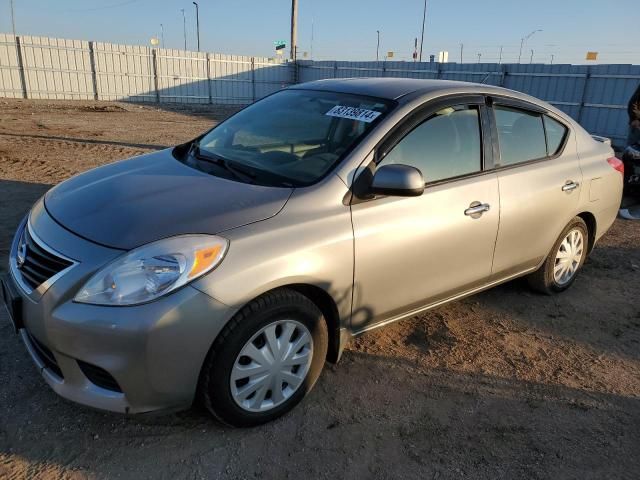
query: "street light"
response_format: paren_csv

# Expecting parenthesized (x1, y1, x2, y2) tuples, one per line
(530, 49, 534, 63)
(376, 30, 380, 62)
(181, 9, 187, 50)
(518, 29, 542, 63)
(193, 2, 200, 52)
(418, 0, 427, 62)
(160, 23, 164, 48)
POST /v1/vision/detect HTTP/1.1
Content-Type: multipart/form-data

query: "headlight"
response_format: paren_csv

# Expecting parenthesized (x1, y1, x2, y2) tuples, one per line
(74, 235, 228, 306)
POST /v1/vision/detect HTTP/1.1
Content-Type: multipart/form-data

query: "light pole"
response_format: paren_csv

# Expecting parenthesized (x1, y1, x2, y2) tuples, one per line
(550, 53, 555, 65)
(181, 9, 187, 50)
(477, 52, 481, 63)
(160, 23, 164, 48)
(10, 0, 16, 37)
(310, 18, 314, 60)
(193, 2, 200, 52)
(418, 0, 427, 62)
(498, 45, 503, 64)
(376, 30, 380, 62)
(518, 29, 542, 63)
(290, 0, 298, 61)
(459, 43, 463, 63)
(530, 49, 534, 63)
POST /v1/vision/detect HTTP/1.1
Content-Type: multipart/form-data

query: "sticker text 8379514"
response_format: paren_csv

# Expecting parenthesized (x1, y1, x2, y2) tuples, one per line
(325, 105, 382, 123)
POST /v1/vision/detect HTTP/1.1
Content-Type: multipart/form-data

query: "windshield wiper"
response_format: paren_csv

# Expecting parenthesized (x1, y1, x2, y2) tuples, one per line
(190, 143, 256, 184)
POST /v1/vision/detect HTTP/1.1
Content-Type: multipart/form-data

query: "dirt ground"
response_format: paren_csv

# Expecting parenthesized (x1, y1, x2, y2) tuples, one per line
(0, 98, 639, 480)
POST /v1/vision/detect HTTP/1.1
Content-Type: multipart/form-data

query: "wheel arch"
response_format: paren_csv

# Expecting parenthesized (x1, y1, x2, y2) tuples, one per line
(281, 284, 343, 364)
(576, 211, 597, 254)
(215, 283, 345, 365)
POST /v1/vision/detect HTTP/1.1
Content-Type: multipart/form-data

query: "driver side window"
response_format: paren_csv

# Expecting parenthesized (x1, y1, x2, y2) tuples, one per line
(380, 105, 482, 183)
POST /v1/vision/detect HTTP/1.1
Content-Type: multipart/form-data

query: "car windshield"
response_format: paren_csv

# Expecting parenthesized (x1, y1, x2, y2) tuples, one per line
(194, 89, 393, 186)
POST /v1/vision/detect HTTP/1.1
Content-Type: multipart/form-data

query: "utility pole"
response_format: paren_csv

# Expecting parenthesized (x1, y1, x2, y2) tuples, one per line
(160, 24, 164, 48)
(530, 49, 534, 63)
(498, 45, 503, 64)
(518, 29, 542, 63)
(418, 0, 427, 62)
(10, 0, 16, 37)
(181, 9, 187, 50)
(477, 53, 481, 63)
(550, 53, 555, 64)
(193, 2, 200, 51)
(290, 0, 298, 61)
(376, 30, 380, 62)
(459, 43, 463, 63)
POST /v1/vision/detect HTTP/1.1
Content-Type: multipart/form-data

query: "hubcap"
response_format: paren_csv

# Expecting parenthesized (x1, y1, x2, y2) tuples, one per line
(553, 228, 584, 285)
(230, 320, 313, 413)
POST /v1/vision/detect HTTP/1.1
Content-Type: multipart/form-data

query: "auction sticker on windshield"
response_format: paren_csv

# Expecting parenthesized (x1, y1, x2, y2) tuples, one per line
(325, 105, 382, 123)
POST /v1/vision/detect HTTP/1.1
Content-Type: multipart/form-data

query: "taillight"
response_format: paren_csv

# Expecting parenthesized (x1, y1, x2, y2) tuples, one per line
(607, 157, 624, 175)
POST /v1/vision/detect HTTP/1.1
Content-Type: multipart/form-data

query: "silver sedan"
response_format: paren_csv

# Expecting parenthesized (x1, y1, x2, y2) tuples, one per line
(1, 79, 623, 426)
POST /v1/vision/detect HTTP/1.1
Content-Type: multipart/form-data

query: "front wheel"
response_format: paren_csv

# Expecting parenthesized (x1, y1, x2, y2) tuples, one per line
(527, 217, 588, 294)
(198, 289, 328, 427)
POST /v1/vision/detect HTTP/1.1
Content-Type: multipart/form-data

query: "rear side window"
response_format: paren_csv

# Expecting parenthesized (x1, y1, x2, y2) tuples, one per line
(544, 115, 568, 155)
(380, 105, 482, 183)
(494, 106, 547, 165)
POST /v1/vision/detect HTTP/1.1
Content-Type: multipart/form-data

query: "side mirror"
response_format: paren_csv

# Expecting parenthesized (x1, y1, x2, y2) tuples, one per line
(370, 164, 425, 197)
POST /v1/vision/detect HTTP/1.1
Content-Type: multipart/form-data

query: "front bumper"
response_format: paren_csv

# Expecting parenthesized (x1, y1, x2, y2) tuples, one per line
(5, 199, 233, 414)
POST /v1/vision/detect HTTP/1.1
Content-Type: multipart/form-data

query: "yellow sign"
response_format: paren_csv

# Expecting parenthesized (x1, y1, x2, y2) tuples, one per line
(387, 51, 394, 58)
(150, 37, 160, 46)
(586, 51, 598, 61)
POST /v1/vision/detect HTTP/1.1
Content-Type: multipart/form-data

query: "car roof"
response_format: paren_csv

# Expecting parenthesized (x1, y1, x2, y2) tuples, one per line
(288, 77, 579, 133)
(290, 78, 487, 101)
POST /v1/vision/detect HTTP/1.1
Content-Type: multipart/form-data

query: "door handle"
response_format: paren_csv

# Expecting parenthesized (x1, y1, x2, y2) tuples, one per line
(464, 202, 491, 217)
(562, 181, 580, 192)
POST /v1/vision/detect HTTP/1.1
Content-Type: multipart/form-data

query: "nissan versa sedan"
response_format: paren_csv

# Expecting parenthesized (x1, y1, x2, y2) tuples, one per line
(1, 79, 623, 427)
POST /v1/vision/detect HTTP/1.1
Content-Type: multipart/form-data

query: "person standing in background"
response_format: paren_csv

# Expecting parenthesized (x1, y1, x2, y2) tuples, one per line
(628, 83, 640, 146)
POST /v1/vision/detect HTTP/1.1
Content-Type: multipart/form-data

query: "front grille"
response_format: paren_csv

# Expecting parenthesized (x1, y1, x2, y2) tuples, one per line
(25, 330, 64, 379)
(77, 360, 122, 393)
(17, 227, 72, 291)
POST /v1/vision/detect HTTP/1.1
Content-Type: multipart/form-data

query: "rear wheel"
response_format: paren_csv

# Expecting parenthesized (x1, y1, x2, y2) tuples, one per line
(527, 217, 588, 294)
(198, 289, 328, 427)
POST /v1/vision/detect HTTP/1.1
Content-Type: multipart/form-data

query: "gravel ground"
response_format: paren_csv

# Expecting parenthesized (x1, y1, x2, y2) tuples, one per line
(0, 98, 639, 480)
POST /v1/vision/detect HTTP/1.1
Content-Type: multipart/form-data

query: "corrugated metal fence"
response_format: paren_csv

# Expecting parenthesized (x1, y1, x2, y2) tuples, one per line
(1, 33, 639, 146)
(0, 33, 292, 105)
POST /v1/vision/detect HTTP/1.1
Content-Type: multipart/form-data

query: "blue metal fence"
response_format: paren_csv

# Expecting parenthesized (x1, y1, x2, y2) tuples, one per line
(298, 60, 640, 147)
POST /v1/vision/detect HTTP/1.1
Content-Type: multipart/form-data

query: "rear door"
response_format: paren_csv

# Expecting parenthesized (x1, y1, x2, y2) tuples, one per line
(489, 98, 582, 279)
(350, 96, 500, 331)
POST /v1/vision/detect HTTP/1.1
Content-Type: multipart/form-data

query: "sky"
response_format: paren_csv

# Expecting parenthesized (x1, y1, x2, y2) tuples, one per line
(2, 0, 639, 65)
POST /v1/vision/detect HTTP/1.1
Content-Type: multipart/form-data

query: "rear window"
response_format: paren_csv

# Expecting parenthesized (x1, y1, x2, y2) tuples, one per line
(544, 115, 568, 155)
(494, 106, 547, 166)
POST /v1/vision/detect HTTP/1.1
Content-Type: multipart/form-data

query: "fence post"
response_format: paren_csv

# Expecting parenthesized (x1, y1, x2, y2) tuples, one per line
(500, 64, 507, 87)
(206, 53, 212, 104)
(251, 57, 256, 101)
(151, 48, 160, 103)
(577, 66, 591, 123)
(88, 41, 99, 101)
(15, 36, 28, 99)
(333, 61, 338, 78)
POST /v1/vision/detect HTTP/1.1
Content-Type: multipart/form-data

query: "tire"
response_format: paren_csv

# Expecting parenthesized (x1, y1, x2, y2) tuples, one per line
(198, 288, 328, 427)
(527, 217, 589, 295)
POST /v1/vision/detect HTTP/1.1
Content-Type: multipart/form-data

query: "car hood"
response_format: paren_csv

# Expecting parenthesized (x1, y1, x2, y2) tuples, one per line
(44, 149, 293, 250)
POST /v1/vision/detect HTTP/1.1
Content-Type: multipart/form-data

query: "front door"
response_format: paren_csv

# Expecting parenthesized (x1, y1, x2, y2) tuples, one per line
(350, 99, 500, 331)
